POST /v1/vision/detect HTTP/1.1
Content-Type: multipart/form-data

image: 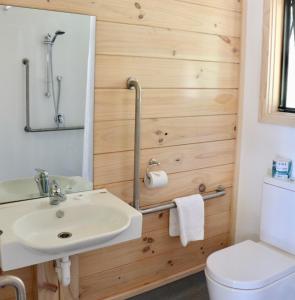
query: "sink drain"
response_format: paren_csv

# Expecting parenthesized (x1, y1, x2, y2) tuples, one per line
(58, 232, 72, 239)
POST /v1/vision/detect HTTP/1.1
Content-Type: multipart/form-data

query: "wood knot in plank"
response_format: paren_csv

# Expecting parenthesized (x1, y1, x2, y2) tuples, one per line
(219, 35, 231, 44)
(167, 260, 174, 266)
(134, 2, 142, 9)
(142, 246, 151, 253)
(147, 237, 154, 243)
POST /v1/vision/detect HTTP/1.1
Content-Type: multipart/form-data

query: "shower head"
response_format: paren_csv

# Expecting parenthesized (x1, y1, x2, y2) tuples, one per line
(51, 30, 65, 44)
(55, 30, 65, 35)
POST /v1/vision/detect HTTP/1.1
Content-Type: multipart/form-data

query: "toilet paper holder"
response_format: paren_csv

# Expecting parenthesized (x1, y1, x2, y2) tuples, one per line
(146, 158, 161, 173)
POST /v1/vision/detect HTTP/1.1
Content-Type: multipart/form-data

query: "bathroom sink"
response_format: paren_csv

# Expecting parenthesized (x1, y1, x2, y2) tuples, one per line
(0, 176, 92, 203)
(13, 202, 130, 254)
(0, 190, 142, 271)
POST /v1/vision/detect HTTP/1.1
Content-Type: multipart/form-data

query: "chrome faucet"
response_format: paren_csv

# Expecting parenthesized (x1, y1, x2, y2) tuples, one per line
(0, 275, 26, 300)
(34, 168, 49, 196)
(49, 180, 66, 205)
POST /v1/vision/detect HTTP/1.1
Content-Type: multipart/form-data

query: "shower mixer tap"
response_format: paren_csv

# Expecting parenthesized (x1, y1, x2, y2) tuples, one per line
(44, 30, 66, 126)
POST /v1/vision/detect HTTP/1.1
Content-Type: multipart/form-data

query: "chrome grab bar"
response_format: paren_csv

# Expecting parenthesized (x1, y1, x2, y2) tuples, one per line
(0, 275, 26, 300)
(127, 77, 142, 210)
(22, 58, 84, 133)
(139, 186, 226, 215)
(127, 77, 226, 215)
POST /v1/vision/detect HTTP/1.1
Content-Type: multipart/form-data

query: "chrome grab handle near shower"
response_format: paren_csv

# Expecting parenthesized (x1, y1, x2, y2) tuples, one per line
(127, 77, 226, 215)
(127, 78, 142, 210)
(0, 275, 26, 300)
(22, 58, 84, 132)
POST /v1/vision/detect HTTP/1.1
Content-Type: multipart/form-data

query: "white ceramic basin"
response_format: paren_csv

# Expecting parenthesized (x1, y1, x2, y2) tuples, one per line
(13, 203, 130, 254)
(0, 190, 142, 271)
(0, 176, 92, 203)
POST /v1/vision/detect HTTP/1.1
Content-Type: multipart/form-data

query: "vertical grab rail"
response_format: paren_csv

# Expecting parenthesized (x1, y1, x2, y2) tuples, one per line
(0, 275, 26, 300)
(127, 78, 142, 210)
(22, 59, 31, 132)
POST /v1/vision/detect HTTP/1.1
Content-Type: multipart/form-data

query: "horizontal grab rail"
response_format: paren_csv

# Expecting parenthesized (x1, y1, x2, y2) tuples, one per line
(24, 125, 84, 132)
(139, 186, 226, 215)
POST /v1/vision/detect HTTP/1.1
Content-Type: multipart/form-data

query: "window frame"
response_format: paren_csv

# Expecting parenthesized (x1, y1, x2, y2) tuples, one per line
(278, 0, 295, 112)
(259, 0, 295, 126)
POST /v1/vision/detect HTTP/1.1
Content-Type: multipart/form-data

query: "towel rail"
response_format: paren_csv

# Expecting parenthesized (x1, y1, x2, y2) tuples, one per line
(127, 77, 226, 215)
(139, 186, 226, 215)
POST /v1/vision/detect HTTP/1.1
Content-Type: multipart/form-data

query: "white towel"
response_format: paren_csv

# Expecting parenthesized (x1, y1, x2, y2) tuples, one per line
(169, 194, 204, 247)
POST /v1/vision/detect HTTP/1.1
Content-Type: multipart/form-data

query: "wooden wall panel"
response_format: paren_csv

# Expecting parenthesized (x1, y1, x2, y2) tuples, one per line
(1, 0, 241, 37)
(94, 115, 237, 154)
(102, 164, 234, 207)
(94, 140, 236, 185)
(96, 22, 240, 63)
(95, 89, 238, 120)
(175, 0, 241, 12)
(0, 0, 241, 299)
(96, 55, 240, 89)
(79, 233, 229, 300)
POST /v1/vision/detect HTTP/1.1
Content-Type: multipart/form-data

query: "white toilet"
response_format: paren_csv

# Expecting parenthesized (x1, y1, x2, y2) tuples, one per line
(205, 177, 295, 300)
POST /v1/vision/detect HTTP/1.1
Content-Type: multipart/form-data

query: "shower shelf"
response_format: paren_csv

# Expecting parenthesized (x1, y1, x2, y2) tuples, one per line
(22, 58, 84, 133)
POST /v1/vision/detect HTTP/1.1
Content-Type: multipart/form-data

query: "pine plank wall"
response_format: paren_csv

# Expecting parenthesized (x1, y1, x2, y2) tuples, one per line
(0, 0, 241, 299)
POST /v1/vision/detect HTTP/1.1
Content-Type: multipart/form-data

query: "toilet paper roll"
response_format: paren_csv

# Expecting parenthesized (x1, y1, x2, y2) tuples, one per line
(144, 171, 168, 189)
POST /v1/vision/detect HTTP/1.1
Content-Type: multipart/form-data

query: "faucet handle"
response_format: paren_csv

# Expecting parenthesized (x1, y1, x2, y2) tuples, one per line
(50, 180, 61, 194)
(49, 180, 66, 205)
(35, 168, 48, 176)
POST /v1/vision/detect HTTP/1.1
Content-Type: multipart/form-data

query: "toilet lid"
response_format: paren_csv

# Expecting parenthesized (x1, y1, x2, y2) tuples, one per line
(206, 240, 295, 290)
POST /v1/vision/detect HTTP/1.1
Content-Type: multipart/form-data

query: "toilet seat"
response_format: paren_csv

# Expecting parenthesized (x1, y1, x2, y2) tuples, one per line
(206, 240, 295, 290)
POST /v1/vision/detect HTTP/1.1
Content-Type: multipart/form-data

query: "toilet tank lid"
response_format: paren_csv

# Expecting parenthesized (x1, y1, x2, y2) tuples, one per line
(264, 176, 295, 192)
(206, 240, 295, 290)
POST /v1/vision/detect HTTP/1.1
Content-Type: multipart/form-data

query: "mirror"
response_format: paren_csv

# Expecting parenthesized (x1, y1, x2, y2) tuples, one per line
(0, 5, 96, 204)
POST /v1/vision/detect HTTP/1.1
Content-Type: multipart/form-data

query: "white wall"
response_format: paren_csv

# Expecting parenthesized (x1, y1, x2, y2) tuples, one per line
(0, 6, 93, 182)
(235, 0, 295, 242)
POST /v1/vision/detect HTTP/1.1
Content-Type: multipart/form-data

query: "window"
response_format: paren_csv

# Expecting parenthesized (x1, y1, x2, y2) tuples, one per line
(279, 0, 295, 112)
(259, 0, 295, 126)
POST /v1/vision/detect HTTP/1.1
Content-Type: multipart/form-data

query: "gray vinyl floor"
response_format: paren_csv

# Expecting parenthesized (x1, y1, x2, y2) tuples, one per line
(129, 272, 209, 300)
